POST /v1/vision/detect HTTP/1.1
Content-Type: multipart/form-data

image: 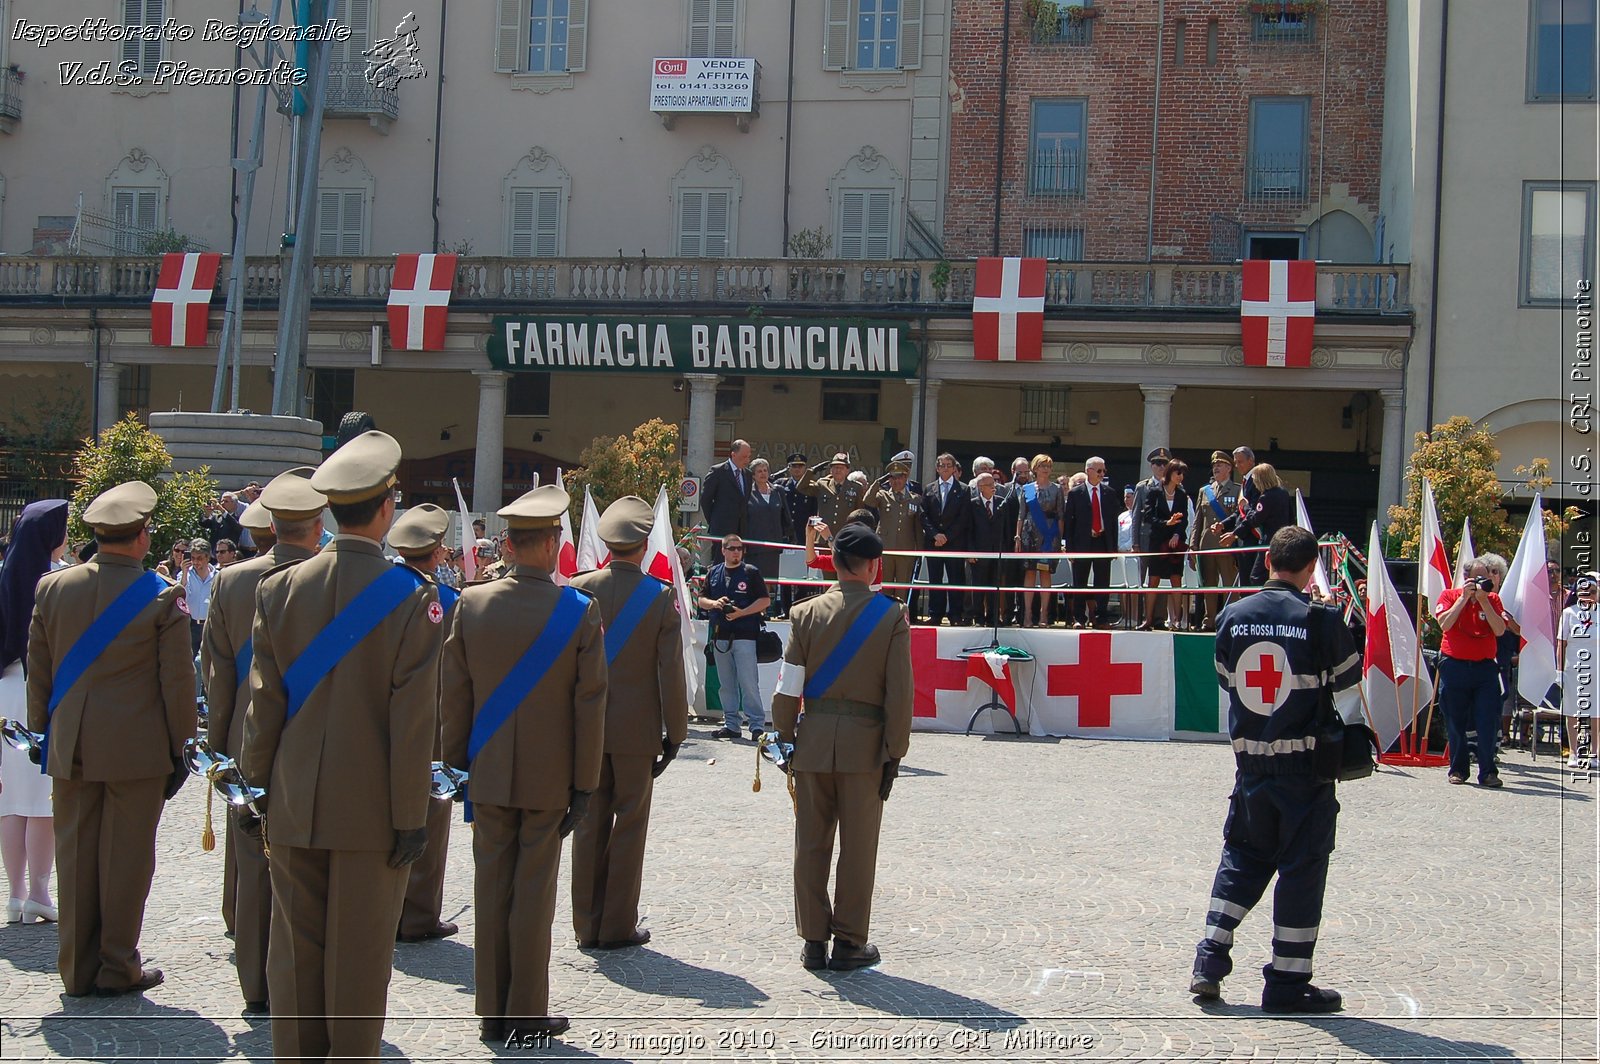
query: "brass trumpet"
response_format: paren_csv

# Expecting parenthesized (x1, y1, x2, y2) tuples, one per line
(182, 738, 267, 852)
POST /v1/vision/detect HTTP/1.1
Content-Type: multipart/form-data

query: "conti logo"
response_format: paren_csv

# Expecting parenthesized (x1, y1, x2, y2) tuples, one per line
(654, 58, 688, 75)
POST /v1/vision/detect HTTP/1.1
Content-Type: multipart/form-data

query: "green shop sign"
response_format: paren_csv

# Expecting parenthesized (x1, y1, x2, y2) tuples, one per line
(487, 315, 920, 379)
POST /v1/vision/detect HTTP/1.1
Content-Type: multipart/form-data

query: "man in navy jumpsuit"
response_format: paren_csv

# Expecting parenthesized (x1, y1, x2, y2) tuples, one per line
(1190, 526, 1361, 1013)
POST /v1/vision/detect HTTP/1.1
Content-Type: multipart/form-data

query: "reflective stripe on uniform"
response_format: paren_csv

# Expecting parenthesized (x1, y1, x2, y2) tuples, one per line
(1231, 735, 1318, 756)
(1209, 897, 1249, 921)
(1273, 925, 1319, 943)
(1271, 955, 1313, 973)
(1203, 925, 1234, 944)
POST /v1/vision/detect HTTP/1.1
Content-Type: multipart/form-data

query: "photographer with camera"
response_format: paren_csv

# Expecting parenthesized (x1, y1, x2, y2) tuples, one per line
(697, 535, 771, 741)
(1434, 557, 1513, 788)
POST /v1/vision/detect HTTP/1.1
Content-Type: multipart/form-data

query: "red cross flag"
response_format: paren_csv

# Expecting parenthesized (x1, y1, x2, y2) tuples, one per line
(1365, 521, 1433, 753)
(387, 253, 456, 351)
(1240, 259, 1315, 368)
(150, 253, 221, 347)
(1032, 630, 1172, 738)
(910, 628, 980, 727)
(973, 257, 1046, 361)
(1418, 477, 1453, 604)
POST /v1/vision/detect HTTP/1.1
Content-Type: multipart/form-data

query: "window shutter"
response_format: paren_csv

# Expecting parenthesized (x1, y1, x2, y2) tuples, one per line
(495, 0, 523, 72)
(509, 190, 536, 256)
(114, 189, 136, 228)
(838, 190, 865, 257)
(566, 0, 589, 71)
(329, 0, 370, 68)
(899, 0, 923, 68)
(704, 191, 731, 256)
(689, 0, 712, 56)
(535, 190, 561, 256)
(823, 0, 850, 70)
(865, 190, 892, 258)
(136, 189, 159, 232)
(713, 0, 738, 56)
(316, 190, 342, 256)
(121, 0, 141, 69)
(340, 191, 365, 254)
(679, 190, 704, 257)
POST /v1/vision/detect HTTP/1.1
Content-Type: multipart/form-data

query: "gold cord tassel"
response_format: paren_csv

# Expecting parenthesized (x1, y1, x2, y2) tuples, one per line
(786, 768, 797, 814)
(201, 785, 216, 852)
(752, 744, 762, 792)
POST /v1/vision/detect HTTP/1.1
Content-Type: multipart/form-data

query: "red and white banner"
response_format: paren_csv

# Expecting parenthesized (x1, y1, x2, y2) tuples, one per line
(576, 486, 610, 573)
(451, 477, 476, 583)
(1240, 259, 1315, 368)
(150, 253, 221, 347)
(554, 468, 576, 586)
(646, 486, 701, 707)
(1455, 516, 1475, 585)
(1364, 522, 1434, 752)
(1502, 495, 1559, 706)
(973, 257, 1046, 362)
(1028, 629, 1173, 739)
(1419, 478, 1453, 604)
(1293, 489, 1332, 599)
(387, 252, 456, 351)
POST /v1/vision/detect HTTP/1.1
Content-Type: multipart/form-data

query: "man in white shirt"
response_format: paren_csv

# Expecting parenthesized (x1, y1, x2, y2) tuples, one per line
(179, 540, 217, 655)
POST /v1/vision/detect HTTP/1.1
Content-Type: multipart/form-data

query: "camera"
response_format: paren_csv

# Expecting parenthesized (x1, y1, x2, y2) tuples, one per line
(1470, 576, 1494, 592)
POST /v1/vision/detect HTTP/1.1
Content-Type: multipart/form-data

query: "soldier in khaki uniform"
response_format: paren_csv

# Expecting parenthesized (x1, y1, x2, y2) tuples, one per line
(388, 504, 461, 943)
(239, 497, 277, 553)
(796, 453, 866, 532)
(201, 468, 326, 1013)
(771, 524, 913, 972)
(868, 462, 921, 604)
(241, 432, 438, 1062)
(1188, 450, 1241, 631)
(441, 485, 606, 1044)
(568, 496, 688, 950)
(26, 480, 195, 997)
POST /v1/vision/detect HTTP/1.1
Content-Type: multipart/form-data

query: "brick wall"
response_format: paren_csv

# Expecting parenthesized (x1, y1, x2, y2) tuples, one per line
(945, 0, 1387, 262)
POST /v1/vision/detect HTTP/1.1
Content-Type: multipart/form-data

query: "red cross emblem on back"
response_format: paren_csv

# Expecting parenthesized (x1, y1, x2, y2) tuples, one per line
(1235, 641, 1291, 716)
(1245, 654, 1283, 704)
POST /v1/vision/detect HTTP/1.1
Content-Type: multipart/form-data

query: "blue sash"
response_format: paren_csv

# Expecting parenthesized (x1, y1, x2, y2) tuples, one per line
(1022, 482, 1058, 545)
(604, 576, 666, 666)
(234, 641, 253, 688)
(803, 594, 896, 699)
(1203, 483, 1229, 522)
(467, 586, 590, 763)
(438, 583, 460, 615)
(282, 566, 418, 723)
(43, 570, 167, 763)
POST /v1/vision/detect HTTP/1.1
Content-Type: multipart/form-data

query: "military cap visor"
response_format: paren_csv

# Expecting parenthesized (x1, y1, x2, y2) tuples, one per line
(389, 503, 450, 556)
(597, 495, 654, 549)
(83, 480, 158, 535)
(1146, 447, 1171, 463)
(1210, 450, 1232, 465)
(310, 430, 402, 504)
(888, 462, 910, 475)
(785, 452, 808, 465)
(830, 452, 850, 466)
(260, 467, 330, 520)
(239, 499, 273, 532)
(499, 484, 571, 530)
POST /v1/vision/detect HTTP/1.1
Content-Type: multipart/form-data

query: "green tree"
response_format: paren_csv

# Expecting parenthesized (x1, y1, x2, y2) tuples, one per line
(68, 414, 218, 562)
(564, 418, 686, 536)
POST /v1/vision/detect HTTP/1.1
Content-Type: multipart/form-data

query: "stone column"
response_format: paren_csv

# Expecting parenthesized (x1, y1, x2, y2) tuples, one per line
(915, 379, 942, 484)
(95, 360, 121, 436)
(1139, 384, 1177, 461)
(1378, 388, 1407, 518)
(684, 372, 721, 487)
(471, 370, 508, 513)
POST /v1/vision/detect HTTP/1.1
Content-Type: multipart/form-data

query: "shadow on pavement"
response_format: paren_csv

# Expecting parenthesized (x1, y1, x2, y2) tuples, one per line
(1282, 1014, 1528, 1064)
(590, 948, 770, 1009)
(393, 934, 475, 994)
(817, 967, 1026, 1032)
(0, 921, 60, 974)
(38, 1001, 232, 1063)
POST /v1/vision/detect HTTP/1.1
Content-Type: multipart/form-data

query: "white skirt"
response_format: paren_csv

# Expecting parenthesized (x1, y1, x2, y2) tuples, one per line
(0, 662, 52, 818)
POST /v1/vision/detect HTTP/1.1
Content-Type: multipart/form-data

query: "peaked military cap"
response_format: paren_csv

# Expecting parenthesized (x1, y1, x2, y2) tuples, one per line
(833, 523, 883, 561)
(597, 495, 653, 550)
(830, 452, 850, 466)
(1210, 450, 1232, 465)
(239, 498, 273, 532)
(887, 461, 910, 476)
(785, 452, 808, 465)
(890, 449, 914, 464)
(260, 466, 329, 521)
(389, 503, 450, 557)
(1146, 447, 1172, 463)
(311, 430, 401, 505)
(499, 484, 570, 531)
(83, 480, 157, 536)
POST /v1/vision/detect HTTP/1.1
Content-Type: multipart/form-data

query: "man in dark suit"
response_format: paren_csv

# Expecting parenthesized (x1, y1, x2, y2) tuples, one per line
(1129, 448, 1170, 629)
(1064, 456, 1120, 628)
(967, 473, 1018, 628)
(919, 453, 973, 626)
(700, 439, 752, 565)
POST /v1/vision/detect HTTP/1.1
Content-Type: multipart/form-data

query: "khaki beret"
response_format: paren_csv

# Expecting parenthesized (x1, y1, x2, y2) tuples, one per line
(239, 499, 273, 532)
(887, 461, 910, 476)
(83, 480, 157, 536)
(597, 495, 653, 549)
(311, 430, 401, 505)
(259, 467, 329, 521)
(388, 503, 450, 557)
(498, 484, 570, 531)
(1210, 450, 1232, 465)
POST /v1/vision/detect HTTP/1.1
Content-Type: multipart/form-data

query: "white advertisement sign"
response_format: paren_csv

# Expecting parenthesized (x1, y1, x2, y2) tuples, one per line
(650, 57, 757, 113)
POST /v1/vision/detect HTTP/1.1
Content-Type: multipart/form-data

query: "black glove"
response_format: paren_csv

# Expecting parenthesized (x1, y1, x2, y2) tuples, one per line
(388, 826, 428, 869)
(26, 743, 41, 767)
(879, 758, 901, 801)
(651, 739, 680, 779)
(163, 756, 187, 801)
(558, 790, 591, 839)
(235, 809, 263, 838)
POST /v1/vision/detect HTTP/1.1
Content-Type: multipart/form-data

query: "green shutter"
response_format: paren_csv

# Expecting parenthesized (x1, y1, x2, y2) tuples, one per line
(838, 189, 865, 257)
(340, 190, 365, 255)
(864, 190, 892, 258)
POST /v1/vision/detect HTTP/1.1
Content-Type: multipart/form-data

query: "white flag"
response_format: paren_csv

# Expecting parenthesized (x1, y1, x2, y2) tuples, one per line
(553, 468, 574, 586)
(1455, 516, 1475, 585)
(1419, 478, 1453, 603)
(452, 477, 476, 583)
(1294, 489, 1331, 599)
(1364, 522, 1435, 752)
(644, 486, 701, 708)
(575, 486, 610, 573)
(1502, 495, 1559, 706)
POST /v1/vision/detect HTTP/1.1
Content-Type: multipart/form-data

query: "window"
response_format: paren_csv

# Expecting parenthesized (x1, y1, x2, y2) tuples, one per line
(688, 0, 740, 57)
(837, 189, 893, 258)
(1055, 0, 1093, 46)
(822, 380, 879, 422)
(494, 0, 589, 74)
(1206, 18, 1218, 65)
(1029, 99, 1086, 196)
(1019, 386, 1071, 433)
(1245, 231, 1304, 259)
(310, 369, 355, 434)
(1247, 96, 1308, 200)
(118, 364, 152, 417)
(716, 376, 744, 419)
(325, 0, 372, 96)
(677, 189, 734, 257)
(120, 0, 165, 77)
(508, 188, 562, 256)
(1174, 18, 1186, 64)
(1529, 0, 1597, 101)
(1251, 6, 1315, 43)
(1023, 225, 1084, 261)
(1521, 181, 1596, 306)
(315, 189, 367, 255)
(110, 186, 161, 253)
(507, 373, 551, 416)
(822, 0, 924, 71)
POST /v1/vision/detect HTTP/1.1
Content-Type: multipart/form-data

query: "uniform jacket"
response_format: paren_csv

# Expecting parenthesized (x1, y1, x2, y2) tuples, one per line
(1190, 478, 1243, 551)
(772, 474, 817, 542)
(771, 583, 913, 774)
(920, 477, 973, 550)
(27, 552, 196, 781)
(796, 471, 866, 532)
(397, 559, 451, 759)
(241, 536, 439, 850)
(869, 486, 923, 553)
(968, 489, 1019, 554)
(569, 560, 688, 757)
(700, 459, 751, 537)
(1064, 480, 1120, 552)
(1220, 485, 1293, 546)
(1130, 475, 1162, 552)
(441, 565, 606, 810)
(201, 543, 315, 757)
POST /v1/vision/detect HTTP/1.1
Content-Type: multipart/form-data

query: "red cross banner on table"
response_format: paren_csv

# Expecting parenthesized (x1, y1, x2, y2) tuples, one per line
(966, 652, 1018, 714)
(387, 252, 457, 351)
(1240, 259, 1315, 368)
(150, 253, 222, 347)
(909, 627, 987, 728)
(1029, 630, 1173, 739)
(972, 257, 1046, 361)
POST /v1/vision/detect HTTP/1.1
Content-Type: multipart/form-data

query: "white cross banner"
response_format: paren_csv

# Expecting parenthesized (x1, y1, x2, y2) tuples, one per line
(972, 257, 1046, 361)
(150, 253, 222, 347)
(1240, 259, 1315, 368)
(387, 253, 457, 351)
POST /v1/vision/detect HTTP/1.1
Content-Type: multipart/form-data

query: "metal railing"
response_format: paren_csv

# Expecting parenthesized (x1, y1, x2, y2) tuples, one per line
(1246, 152, 1307, 203)
(0, 255, 1413, 313)
(323, 60, 399, 121)
(1030, 149, 1085, 198)
(1251, 11, 1316, 44)
(0, 66, 22, 123)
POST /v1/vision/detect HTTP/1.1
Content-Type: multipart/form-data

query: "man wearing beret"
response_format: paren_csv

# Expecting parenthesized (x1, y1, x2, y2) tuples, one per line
(242, 432, 439, 1061)
(442, 484, 606, 1044)
(388, 503, 463, 945)
(1188, 451, 1241, 630)
(27, 480, 196, 997)
(569, 496, 688, 951)
(202, 467, 327, 1013)
(771, 524, 912, 973)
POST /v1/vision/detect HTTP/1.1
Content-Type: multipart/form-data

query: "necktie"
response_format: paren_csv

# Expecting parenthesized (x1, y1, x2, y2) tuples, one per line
(735, 467, 743, 494)
(1091, 486, 1103, 536)
(987, 498, 994, 517)
(942, 481, 950, 504)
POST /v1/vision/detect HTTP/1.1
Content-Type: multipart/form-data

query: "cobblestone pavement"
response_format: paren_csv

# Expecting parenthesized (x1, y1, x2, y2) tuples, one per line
(1, 728, 1595, 1062)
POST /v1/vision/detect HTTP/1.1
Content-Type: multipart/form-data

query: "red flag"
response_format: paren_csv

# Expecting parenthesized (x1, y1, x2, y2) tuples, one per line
(972, 257, 1046, 361)
(387, 253, 456, 351)
(150, 253, 221, 347)
(575, 486, 610, 572)
(644, 487, 700, 707)
(1240, 259, 1315, 368)
(554, 468, 575, 586)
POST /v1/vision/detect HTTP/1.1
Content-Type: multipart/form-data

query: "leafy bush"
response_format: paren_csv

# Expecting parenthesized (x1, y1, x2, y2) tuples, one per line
(68, 414, 218, 562)
(563, 418, 686, 535)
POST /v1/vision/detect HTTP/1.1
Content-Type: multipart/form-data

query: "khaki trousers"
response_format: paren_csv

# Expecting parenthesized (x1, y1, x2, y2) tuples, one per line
(233, 821, 272, 1004)
(472, 803, 564, 1022)
(793, 770, 884, 946)
(398, 797, 454, 937)
(267, 844, 407, 1063)
(54, 776, 165, 996)
(1197, 549, 1238, 624)
(571, 753, 655, 945)
(222, 819, 238, 934)
(880, 555, 915, 603)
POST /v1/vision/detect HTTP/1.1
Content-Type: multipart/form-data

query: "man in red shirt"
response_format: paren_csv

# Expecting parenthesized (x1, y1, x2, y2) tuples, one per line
(1435, 559, 1511, 787)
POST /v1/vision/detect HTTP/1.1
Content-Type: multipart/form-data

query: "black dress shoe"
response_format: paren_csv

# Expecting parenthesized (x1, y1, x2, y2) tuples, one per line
(94, 968, 164, 997)
(749, 727, 764, 742)
(397, 919, 459, 943)
(506, 1015, 571, 1040)
(1189, 974, 1221, 1000)
(802, 940, 827, 970)
(243, 999, 270, 1014)
(480, 1018, 507, 1043)
(711, 726, 741, 740)
(1261, 984, 1343, 1013)
(828, 940, 881, 971)
(596, 927, 651, 950)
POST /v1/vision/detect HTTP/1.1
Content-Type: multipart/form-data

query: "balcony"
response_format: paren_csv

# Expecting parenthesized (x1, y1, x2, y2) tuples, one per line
(1246, 152, 1308, 204)
(0, 66, 22, 133)
(323, 61, 399, 132)
(0, 255, 1412, 315)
